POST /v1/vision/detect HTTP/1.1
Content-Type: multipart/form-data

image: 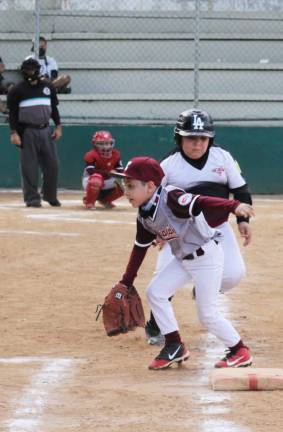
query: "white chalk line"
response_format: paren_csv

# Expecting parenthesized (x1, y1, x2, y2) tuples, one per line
(196, 295, 251, 432)
(22, 209, 136, 217)
(2, 356, 84, 432)
(0, 356, 83, 364)
(26, 214, 136, 225)
(0, 229, 80, 237)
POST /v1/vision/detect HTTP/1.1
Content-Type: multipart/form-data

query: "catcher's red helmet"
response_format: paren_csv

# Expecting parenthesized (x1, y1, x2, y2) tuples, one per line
(92, 130, 115, 158)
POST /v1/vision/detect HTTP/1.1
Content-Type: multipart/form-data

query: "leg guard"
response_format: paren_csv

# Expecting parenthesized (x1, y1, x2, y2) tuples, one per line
(84, 173, 104, 208)
(99, 182, 124, 208)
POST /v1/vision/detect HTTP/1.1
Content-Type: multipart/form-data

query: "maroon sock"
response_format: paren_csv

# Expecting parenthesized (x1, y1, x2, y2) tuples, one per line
(165, 331, 181, 345)
(229, 339, 246, 354)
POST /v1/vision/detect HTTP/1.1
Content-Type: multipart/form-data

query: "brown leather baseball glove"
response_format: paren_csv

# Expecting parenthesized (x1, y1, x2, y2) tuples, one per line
(100, 283, 145, 336)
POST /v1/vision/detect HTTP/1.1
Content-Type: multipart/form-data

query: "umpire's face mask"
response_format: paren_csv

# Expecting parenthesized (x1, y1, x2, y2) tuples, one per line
(22, 68, 40, 83)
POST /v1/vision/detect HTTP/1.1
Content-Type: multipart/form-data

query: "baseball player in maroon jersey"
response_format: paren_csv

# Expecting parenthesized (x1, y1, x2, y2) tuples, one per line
(82, 130, 124, 209)
(115, 156, 254, 370)
(145, 108, 253, 345)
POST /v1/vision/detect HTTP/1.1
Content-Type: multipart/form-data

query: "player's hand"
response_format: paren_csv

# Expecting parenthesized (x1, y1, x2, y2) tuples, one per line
(152, 236, 165, 250)
(10, 131, 21, 147)
(238, 221, 252, 246)
(52, 125, 62, 141)
(234, 203, 254, 218)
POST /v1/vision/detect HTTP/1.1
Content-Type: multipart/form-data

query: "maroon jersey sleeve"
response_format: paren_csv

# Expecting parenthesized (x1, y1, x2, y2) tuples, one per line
(167, 189, 240, 227)
(120, 219, 156, 287)
(194, 195, 240, 227)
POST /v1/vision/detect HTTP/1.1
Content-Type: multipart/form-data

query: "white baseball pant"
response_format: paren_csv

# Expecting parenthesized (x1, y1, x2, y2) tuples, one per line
(146, 240, 241, 347)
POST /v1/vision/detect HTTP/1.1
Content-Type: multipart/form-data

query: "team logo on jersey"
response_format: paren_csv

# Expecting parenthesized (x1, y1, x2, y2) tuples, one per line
(178, 193, 193, 206)
(43, 87, 51, 95)
(212, 166, 225, 176)
(192, 114, 204, 130)
(159, 225, 178, 241)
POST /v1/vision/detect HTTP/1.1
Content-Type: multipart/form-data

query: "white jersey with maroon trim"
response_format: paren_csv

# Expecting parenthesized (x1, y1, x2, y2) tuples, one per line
(161, 147, 245, 193)
(136, 186, 220, 260)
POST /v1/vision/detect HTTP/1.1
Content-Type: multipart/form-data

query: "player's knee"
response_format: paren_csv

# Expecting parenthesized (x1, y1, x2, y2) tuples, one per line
(146, 285, 154, 302)
(221, 266, 246, 292)
(146, 284, 159, 306)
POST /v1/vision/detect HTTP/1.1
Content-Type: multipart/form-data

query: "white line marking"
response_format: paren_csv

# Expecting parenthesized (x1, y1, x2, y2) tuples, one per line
(26, 214, 135, 225)
(0, 356, 82, 364)
(196, 295, 251, 432)
(3, 357, 84, 432)
(0, 230, 80, 237)
(0, 204, 24, 209)
(201, 419, 250, 432)
(24, 210, 136, 217)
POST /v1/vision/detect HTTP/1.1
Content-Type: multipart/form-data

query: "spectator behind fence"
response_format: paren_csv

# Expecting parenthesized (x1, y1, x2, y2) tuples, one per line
(27, 36, 71, 94)
(0, 56, 15, 113)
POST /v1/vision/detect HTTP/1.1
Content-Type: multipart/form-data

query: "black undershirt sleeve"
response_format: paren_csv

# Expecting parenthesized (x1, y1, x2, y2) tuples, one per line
(7, 86, 20, 132)
(50, 84, 61, 126)
(230, 184, 252, 223)
(51, 105, 60, 126)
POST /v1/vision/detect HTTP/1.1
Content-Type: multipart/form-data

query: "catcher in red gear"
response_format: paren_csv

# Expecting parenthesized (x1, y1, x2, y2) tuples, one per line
(82, 130, 124, 209)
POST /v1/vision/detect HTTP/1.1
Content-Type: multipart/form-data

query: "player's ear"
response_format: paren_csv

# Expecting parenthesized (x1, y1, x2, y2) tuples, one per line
(147, 180, 157, 190)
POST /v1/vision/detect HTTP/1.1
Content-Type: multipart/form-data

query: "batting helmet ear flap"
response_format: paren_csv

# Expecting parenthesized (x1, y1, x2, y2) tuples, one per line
(174, 133, 182, 148)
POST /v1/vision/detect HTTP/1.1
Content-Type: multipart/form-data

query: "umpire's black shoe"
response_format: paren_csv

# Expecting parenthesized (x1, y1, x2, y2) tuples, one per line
(48, 199, 61, 207)
(149, 342, 190, 370)
(145, 320, 165, 346)
(26, 200, 41, 208)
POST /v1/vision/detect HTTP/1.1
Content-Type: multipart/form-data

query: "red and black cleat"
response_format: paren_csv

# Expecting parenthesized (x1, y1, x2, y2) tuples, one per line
(148, 342, 190, 370)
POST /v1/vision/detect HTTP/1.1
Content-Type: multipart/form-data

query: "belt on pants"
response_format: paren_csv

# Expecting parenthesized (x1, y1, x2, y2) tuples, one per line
(183, 240, 219, 261)
(25, 123, 49, 129)
(183, 247, 205, 260)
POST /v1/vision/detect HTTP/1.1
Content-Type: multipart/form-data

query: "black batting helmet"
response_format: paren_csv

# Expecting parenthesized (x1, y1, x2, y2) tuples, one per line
(174, 109, 215, 139)
(20, 58, 41, 82)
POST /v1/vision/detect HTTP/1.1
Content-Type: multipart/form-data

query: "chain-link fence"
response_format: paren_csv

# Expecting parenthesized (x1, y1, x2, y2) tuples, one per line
(1, 0, 283, 124)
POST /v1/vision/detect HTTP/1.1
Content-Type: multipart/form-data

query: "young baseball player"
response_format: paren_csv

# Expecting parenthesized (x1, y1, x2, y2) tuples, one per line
(146, 108, 253, 345)
(82, 130, 124, 209)
(116, 156, 254, 370)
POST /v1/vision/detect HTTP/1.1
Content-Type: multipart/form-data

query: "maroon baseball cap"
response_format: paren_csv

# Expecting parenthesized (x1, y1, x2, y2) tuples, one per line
(122, 156, 165, 186)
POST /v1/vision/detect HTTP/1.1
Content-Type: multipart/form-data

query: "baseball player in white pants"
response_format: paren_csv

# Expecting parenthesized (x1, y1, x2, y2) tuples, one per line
(117, 156, 254, 370)
(145, 108, 252, 345)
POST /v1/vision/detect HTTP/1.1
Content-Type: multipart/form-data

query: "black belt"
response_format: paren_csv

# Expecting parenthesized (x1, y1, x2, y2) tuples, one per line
(25, 123, 49, 129)
(183, 247, 205, 260)
(183, 240, 219, 261)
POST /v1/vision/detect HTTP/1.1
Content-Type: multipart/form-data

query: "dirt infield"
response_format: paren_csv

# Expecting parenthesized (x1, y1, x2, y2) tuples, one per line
(0, 191, 282, 432)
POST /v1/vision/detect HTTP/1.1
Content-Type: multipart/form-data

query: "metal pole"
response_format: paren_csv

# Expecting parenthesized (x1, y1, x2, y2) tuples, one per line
(193, 0, 201, 108)
(34, 0, 41, 59)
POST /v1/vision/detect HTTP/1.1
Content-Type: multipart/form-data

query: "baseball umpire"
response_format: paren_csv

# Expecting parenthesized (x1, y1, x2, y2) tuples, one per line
(7, 58, 62, 207)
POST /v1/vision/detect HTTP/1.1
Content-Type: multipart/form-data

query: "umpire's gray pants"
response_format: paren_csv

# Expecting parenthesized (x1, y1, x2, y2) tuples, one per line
(20, 126, 59, 204)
